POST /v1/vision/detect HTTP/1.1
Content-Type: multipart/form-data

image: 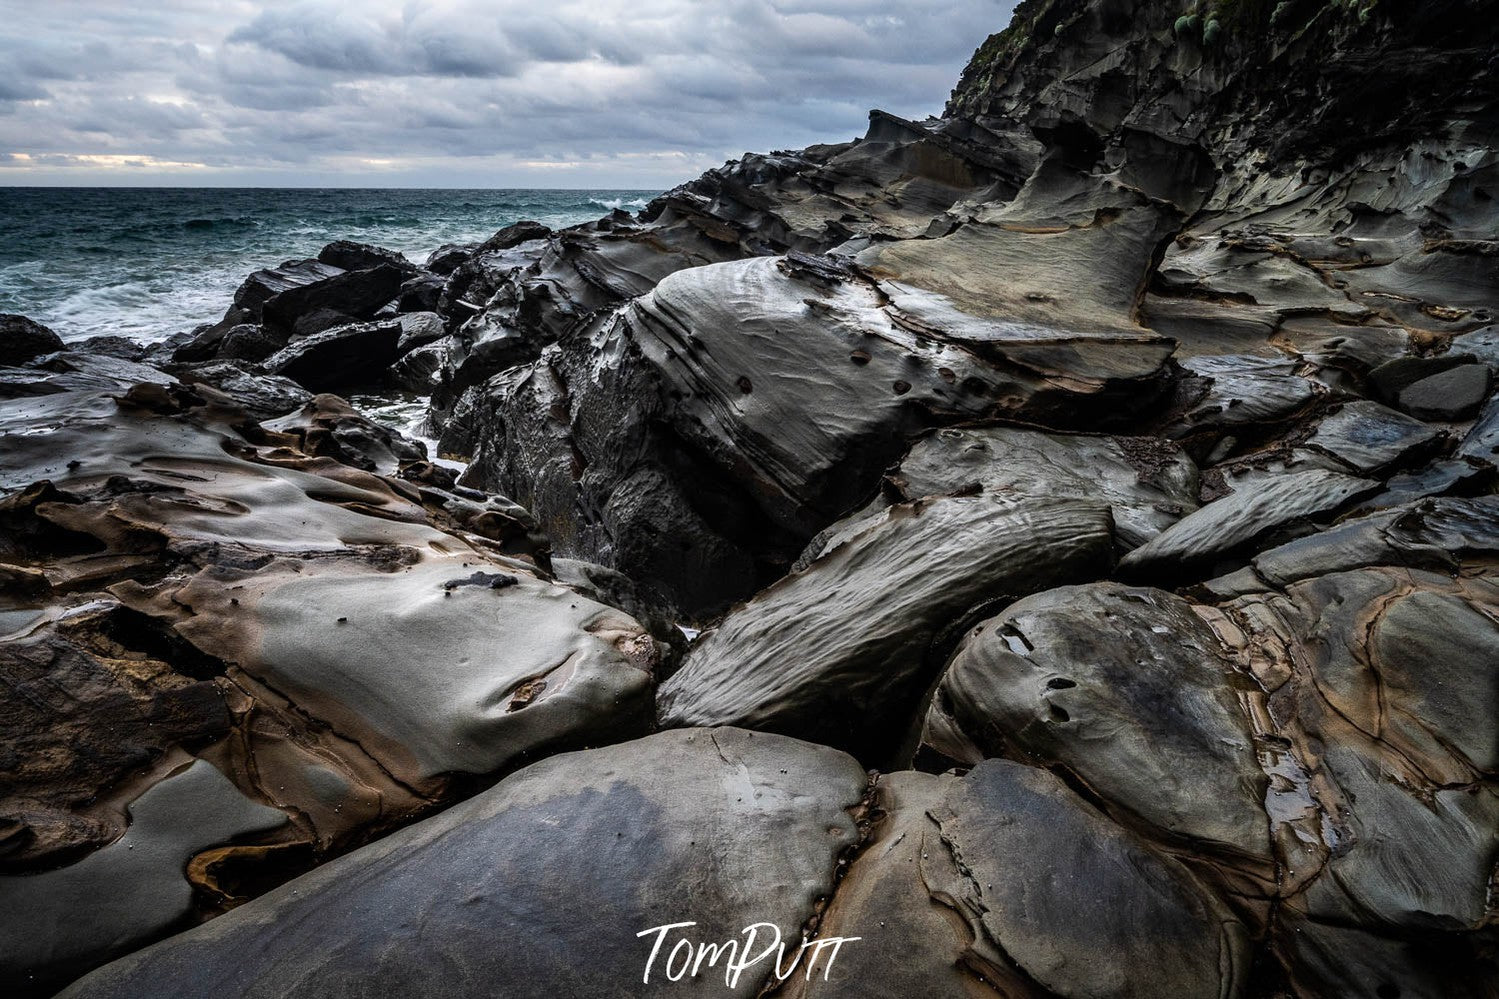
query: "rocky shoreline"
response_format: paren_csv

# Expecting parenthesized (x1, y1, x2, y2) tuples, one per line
(3, 0, 1499, 995)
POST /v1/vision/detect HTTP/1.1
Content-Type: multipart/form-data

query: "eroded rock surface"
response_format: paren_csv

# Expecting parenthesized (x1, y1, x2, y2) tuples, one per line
(59, 729, 868, 999)
(8, 0, 1499, 996)
(0, 369, 659, 993)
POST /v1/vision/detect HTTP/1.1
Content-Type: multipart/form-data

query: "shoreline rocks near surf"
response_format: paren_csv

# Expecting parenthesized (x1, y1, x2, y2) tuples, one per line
(4, 1, 1499, 996)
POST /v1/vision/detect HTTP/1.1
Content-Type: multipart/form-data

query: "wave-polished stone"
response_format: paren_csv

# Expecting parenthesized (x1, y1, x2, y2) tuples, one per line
(658, 492, 1113, 759)
(786, 762, 1250, 999)
(59, 729, 868, 999)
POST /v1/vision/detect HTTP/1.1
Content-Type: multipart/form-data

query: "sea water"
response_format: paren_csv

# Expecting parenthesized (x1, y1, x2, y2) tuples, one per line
(0, 187, 658, 343)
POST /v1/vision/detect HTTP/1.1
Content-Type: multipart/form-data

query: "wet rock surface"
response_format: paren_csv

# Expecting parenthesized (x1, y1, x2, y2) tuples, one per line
(8, 0, 1499, 996)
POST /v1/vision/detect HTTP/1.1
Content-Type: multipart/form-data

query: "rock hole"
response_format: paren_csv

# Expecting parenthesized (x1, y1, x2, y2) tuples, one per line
(892, 380, 911, 395)
(1046, 677, 1077, 690)
(1048, 704, 1070, 723)
(1377, 985, 1400, 999)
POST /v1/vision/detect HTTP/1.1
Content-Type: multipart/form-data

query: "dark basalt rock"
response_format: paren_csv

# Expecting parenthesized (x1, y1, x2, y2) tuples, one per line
(259, 264, 407, 339)
(169, 360, 312, 421)
(262, 319, 403, 392)
(316, 240, 415, 274)
(0, 314, 65, 366)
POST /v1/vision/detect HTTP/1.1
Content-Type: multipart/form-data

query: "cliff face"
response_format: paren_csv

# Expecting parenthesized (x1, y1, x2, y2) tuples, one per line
(949, 0, 1498, 159)
(7, 3, 1499, 998)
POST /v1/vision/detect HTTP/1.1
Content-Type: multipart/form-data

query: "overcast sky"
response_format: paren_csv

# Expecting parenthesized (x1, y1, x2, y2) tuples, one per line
(0, 1, 1015, 189)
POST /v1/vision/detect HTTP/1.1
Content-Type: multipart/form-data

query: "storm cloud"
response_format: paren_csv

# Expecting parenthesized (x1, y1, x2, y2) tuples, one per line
(0, 0, 1015, 187)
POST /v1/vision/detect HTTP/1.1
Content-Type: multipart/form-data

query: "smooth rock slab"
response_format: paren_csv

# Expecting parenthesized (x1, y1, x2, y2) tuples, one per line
(1298, 400, 1440, 476)
(788, 762, 1250, 999)
(923, 582, 1270, 858)
(60, 729, 868, 999)
(1119, 466, 1378, 578)
(879, 424, 1199, 549)
(658, 493, 1114, 760)
(0, 761, 286, 998)
(1397, 363, 1491, 421)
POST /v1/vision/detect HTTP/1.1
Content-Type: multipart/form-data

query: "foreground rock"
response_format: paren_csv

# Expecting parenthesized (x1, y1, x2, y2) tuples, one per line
(787, 762, 1250, 999)
(0, 368, 658, 993)
(59, 729, 868, 999)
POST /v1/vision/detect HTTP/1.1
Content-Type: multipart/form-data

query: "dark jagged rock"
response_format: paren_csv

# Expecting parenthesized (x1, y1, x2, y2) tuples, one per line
(262, 319, 403, 392)
(259, 264, 407, 339)
(316, 240, 415, 274)
(169, 360, 312, 421)
(70, 335, 147, 362)
(0, 314, 66, 366)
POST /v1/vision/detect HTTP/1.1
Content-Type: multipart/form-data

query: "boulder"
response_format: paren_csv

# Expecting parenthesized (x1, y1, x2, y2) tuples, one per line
(0, 314, 66, 366)
(316, 240, 413, 273)
(923, 582, 1270, 857)
(787, 762, 1250, 999)
(262, 319, 403, 392)
(259, 264, 407, 339)
(170, 360, 312, 421)
(658, 492, 1114, 760)
(58, 729, 867, 999)
(1396, 362, 1491, 421)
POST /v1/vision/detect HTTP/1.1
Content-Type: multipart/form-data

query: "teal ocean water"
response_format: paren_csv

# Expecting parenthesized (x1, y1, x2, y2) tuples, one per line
(0, 188, 659, 343)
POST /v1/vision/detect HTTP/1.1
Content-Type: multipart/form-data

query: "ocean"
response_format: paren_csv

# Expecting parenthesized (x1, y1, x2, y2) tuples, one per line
(0, 187, 660, 344)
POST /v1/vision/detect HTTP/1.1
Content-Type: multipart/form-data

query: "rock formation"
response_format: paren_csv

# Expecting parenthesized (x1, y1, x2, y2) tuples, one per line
(4, 0, 1498, 996)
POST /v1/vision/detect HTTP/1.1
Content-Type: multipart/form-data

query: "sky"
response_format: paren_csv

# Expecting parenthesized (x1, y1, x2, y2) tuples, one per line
(0, 0, 1016, 189)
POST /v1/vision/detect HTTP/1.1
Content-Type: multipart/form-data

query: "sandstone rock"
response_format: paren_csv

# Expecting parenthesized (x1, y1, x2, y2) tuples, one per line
(924, 582, 1270, 858)
(0, 374, 660, 986)
(59, 729, 867, 999)
(860, 424, 1199, 550)
(789, 762, 1250, 999)
(0, 761, 286, 998)
(1119, 466, 1378, 579)
(1297, 400, 1441, 476)
(658, 493, 1114, 760)
(1397, 362, 1491, 421)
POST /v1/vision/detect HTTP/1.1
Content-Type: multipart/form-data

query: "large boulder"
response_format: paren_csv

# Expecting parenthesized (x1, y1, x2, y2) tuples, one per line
(259, 264, 408, 339)
(658, 492, 1114, 760)
(262, 319, 403, 391)
(58, 729, 868, 999)
(787, 762, 1251, 999)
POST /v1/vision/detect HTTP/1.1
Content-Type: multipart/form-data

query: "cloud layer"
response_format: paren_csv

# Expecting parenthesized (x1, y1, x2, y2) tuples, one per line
(0, 0, 1013, 187)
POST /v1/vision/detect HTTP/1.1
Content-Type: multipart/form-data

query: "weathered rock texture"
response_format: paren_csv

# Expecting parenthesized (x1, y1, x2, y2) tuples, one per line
(7, 0, 1499, 996)
(0, 367, 658, 995)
